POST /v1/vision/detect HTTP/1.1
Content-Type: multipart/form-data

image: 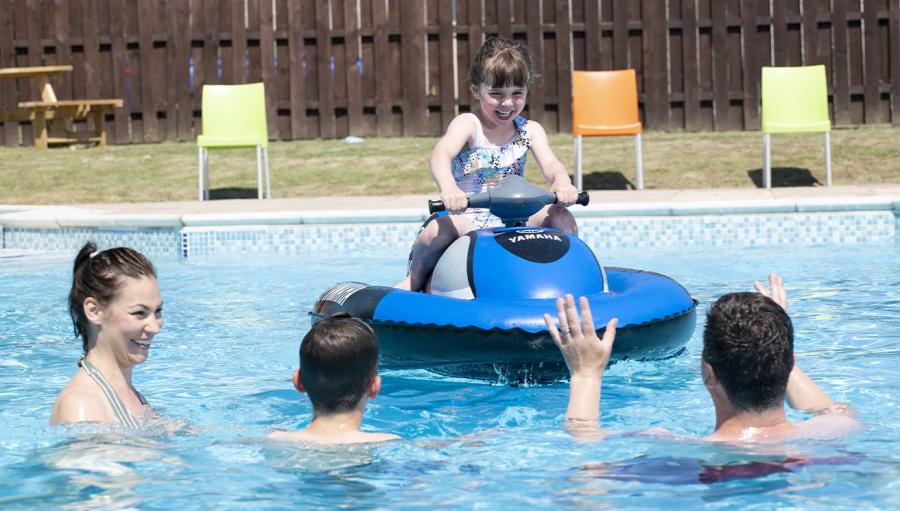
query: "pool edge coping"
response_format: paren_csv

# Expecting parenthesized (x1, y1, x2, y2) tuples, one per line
(1, 196, 898, 229)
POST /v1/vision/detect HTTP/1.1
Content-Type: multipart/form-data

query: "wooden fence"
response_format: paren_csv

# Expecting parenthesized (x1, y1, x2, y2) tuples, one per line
(1, 0, 899, 146)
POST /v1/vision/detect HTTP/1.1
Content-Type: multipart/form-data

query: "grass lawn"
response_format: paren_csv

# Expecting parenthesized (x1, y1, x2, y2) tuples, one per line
(0, 125, 897, 204)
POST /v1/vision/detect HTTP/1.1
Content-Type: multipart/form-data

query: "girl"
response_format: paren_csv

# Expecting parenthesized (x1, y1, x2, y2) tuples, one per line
(50, 243, 163, 427)
(400, 36, 579, 291)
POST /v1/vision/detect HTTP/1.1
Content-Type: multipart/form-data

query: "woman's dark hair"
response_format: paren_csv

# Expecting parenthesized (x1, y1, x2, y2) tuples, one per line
(300, 313, 379, 414)
(467, 35, 536, 89)
(702, 292, 794, 412)
(68, 242, 157, 353)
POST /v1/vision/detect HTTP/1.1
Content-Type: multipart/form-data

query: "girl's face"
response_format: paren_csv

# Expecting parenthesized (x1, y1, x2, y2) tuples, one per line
(474, 84, 528, 126)
(94, 276, 163, 367)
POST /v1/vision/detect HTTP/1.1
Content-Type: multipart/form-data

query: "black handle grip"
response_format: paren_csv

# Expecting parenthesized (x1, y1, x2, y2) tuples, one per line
(428, 200, 445, 214)
(576, 191, 590, 206)
(554, 191, 591, 207)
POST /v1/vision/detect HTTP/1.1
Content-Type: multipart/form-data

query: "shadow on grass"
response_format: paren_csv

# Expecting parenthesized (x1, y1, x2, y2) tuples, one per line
(580, 171, 635, 190)
(747, 167, 821, 188)
(208, 187, 261, 200)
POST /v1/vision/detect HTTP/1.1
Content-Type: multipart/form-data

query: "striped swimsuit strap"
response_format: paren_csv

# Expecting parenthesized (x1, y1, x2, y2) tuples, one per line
(78, 357, 146, 428)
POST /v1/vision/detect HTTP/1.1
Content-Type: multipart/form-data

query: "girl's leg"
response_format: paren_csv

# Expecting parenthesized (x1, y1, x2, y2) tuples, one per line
(397, 215, 476, 291)
(527, 204, 578, 235)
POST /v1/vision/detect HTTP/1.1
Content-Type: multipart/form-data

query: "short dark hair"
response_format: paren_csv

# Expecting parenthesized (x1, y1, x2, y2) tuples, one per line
(300, 314, 379, 414)
(68, 242, 157, 353)
(702, 292, 794, 412)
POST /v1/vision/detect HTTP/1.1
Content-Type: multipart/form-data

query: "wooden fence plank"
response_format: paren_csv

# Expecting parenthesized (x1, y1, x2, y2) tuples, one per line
(400, 0, 425, 135)
(372, 0, 393, 135)
(343, 0, 364, 136)
(642, 0, 668, 129)
(555, 0, 572, 133)
(772, 0, 788, 66)
(832, 0, 851, 125)
(584, 0, 601, 70)
(136, 0, 158, 141)
(891, 0, 900, 125)
(82, 0, 99, 100)
(287, 0, 308, 139)
(497, 0, 512, 38)
(524, 1, 544, 126)
(315, 0, 335, 137)
(862, 0, 881, 123)
(232, 0, 247, 84)
(108, 0, 128, 142)
(259, 0, 278, 139)
(681, 0, 700, 130)
(437, 0, 455, 128)
(710, 0, 730, 130)
(740, 0, 761, 129)
(170, 0, 191, 141)
(613, 0, 628, 69)
(0, 0, 16, 145)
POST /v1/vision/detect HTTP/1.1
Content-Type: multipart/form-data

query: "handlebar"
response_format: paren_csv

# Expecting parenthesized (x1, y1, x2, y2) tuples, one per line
(428, 191, 590, 214)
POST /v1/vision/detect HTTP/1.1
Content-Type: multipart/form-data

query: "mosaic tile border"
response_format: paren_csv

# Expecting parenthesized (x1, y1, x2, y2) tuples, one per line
(1, 227, 181, 259)
(2, 211, 894, 259)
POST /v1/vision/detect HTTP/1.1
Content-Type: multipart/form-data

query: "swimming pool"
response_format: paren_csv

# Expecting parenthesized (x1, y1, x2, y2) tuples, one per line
(0, 232, 898, 509)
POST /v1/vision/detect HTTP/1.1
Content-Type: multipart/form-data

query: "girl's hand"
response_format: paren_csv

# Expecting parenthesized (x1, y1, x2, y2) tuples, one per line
(551, 180, 579, 207)
(441, 186, 469, 213)
(544, 295, 617, 378)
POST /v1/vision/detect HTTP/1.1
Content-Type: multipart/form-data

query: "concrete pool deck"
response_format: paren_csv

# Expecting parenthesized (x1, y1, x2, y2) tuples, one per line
(0, 184, 899, 229)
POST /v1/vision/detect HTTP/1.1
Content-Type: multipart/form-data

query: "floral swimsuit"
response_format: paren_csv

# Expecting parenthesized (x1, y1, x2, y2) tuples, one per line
(451, 113, 532, 228)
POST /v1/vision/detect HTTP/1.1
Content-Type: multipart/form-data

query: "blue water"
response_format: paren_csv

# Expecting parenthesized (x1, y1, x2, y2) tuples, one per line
(0, 238, 898, 509)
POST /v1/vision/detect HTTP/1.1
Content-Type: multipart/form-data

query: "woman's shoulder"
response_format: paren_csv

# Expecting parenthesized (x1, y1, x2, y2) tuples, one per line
(50, 375, 111, 425)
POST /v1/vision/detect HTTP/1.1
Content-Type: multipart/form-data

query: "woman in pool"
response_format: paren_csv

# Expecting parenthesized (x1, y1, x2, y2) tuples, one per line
(50, 242, 163, 427)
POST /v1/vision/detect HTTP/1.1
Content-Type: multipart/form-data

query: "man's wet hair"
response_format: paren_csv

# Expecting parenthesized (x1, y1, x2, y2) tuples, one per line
(702, 292, 794, 412)
(300, 313, 379, 414)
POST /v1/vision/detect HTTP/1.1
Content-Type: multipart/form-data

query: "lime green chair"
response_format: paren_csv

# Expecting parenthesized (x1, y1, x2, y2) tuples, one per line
(760, 65, 832, 188)
(197, 83, 270, 200)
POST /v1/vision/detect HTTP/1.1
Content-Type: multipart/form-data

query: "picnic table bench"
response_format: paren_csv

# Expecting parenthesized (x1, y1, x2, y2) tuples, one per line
(0, 65, 123, 149)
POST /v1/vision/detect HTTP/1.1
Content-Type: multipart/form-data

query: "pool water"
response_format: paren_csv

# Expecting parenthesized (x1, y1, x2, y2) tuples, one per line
(0, 237, 898, 509)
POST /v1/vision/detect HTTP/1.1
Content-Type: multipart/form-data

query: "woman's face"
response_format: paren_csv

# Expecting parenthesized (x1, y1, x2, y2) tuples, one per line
(95, 276, 163, 367)
(474, 84, 527, 127)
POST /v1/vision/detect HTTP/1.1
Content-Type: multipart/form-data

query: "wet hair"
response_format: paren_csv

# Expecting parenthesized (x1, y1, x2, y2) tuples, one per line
(68, 242, 157, 353)
(300, 313, 379, 414)
(702, 292, 794, 412)
(467, 35, 535, 90)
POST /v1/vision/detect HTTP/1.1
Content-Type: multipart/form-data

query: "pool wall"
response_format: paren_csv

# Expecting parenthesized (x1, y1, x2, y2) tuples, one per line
(0, 198, 897, 258)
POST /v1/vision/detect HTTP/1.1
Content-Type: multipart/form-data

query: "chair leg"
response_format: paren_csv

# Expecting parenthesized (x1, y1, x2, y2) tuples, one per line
(198, 146, 205, 201)
(634, 134, 644, 190)
(763, 134, 771, 189)
(574, 135, 583, 191)
(256, 144, 264, 200)
(203, 148, 210, 200)
(263, 148, 271, 199)
(824, 132, 832, 187)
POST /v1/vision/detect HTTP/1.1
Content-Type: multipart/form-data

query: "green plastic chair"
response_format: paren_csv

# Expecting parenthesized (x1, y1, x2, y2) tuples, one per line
(197, 83, 270, 200)
(760, 65, 832, 188)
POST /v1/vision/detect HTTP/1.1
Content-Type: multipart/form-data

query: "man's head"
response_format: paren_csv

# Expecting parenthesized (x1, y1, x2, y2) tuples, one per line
(702, 292, 794, 412)
(296, 314, 380, 415)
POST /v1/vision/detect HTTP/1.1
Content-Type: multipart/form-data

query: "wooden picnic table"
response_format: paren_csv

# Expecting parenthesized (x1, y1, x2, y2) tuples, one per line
(0, 64, 122, 149)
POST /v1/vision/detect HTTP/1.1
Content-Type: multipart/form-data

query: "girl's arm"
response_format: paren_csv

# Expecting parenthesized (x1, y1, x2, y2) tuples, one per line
(430, 115, 475, 213)
(527, 121, 579, 205)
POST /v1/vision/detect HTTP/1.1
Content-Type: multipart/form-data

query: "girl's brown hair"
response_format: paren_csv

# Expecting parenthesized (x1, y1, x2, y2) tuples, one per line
(467, 35, 536, 90)
(68, 242, 157, 353)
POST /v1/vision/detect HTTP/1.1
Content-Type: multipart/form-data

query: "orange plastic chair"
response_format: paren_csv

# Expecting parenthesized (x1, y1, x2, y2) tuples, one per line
(572, 69, 644, 190)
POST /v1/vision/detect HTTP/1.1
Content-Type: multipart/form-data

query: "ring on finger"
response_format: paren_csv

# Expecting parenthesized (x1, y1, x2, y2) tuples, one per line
(560, 327, 571, 336)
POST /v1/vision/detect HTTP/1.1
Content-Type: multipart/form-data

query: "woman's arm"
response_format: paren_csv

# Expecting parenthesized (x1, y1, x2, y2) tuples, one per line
(544, 295, 617, 435)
